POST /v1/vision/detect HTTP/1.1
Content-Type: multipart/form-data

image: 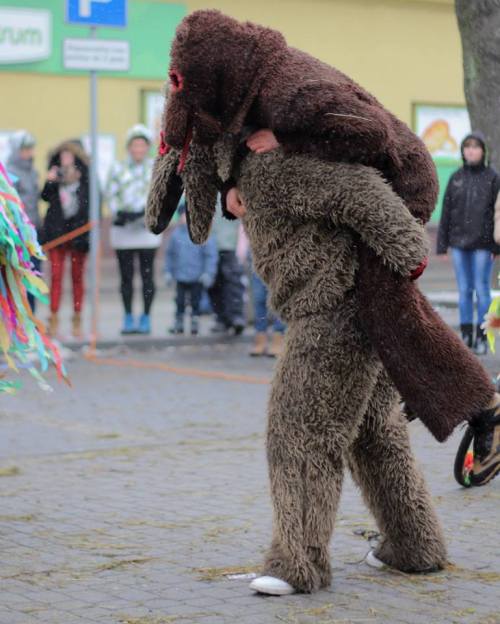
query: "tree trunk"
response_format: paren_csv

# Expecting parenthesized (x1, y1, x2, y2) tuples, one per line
(455, 0, 500, 171)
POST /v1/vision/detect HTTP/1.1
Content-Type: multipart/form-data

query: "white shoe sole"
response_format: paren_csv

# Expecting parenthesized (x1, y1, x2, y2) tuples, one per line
(249, 575, 296, 595)
(365, 550, 387, 570)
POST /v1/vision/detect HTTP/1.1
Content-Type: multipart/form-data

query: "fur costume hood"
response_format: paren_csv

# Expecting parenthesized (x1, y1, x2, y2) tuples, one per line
(47, 140, 90, 176)
(164, 10, 286, 150)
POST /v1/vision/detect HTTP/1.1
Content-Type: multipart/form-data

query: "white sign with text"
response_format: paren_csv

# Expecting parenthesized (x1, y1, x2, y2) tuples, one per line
(0, 7, 51, 64)
(63, 38, 130, 71)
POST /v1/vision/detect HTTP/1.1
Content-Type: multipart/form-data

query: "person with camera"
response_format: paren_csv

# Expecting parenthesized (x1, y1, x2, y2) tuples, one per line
(40, 140, 90, 338)
(107, 125, 160, 335)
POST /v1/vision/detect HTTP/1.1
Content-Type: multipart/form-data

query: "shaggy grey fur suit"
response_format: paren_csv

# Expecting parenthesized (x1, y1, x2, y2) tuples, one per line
(146, 143, 447, 593)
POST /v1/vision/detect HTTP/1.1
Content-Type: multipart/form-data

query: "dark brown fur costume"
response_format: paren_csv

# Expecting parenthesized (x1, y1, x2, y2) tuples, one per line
(152, 10, 494, 441)
(147, 141, 447, 591)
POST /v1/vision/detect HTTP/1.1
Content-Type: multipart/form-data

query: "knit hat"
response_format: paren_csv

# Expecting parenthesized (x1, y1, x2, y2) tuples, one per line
(126, 124, 153, 146)
(9, 130, 36, 152)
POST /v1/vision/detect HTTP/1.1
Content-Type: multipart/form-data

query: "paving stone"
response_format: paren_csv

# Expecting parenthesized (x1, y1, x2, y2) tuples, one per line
(0, 346, 498, 624)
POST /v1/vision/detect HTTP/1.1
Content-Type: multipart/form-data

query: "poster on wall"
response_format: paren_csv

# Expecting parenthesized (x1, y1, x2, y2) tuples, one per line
(413, 103, 471, 222)
(81, 134, 116, 190)
(414, 104, 470, 160)
(141, 89, 165, 145)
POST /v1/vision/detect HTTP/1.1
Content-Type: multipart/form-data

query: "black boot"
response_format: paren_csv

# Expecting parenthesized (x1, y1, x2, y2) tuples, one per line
(169, 315, 184, 335)
(474, 324, 488, 356)
(460, 323, 474, 349)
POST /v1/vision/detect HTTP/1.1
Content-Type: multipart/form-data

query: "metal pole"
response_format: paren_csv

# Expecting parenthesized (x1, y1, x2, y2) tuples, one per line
(89, 25, 100, 343)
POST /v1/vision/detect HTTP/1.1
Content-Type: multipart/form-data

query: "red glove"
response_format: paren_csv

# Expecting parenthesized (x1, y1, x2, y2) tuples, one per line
(410, 256, 428, 281)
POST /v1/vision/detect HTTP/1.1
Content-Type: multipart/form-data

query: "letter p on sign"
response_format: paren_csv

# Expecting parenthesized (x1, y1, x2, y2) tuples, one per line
(79, 0, 111, 18)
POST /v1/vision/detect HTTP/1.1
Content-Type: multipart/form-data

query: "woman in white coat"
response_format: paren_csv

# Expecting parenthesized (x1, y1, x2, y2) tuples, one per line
(107, 125, 161, 334)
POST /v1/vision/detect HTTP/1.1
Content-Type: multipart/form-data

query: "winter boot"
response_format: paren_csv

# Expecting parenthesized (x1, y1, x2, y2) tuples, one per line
(48, 313, 58, 337)
(191, 316, 199, 336)
(474, 324, 488, 356)
(232, 316, 246, 336)
(267, 332, 285, 358)
(470, 404, 500, 485)
(137, 314, 151, 335)
(250, 332, 267, 356)
(169, 316, 184, 335)
(460, 323, 474, 349)
(72, 313, 82, 339)
(121, 313, 136, 335)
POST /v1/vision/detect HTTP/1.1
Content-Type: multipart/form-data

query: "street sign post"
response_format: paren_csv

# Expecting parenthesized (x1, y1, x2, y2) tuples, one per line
(66, 0, 127, 345)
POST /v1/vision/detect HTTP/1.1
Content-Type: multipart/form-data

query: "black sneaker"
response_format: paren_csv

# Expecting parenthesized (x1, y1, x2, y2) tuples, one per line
(191, 317, 199, 336)
(169, 318, 184, 335)
(470, 405, 500, 486)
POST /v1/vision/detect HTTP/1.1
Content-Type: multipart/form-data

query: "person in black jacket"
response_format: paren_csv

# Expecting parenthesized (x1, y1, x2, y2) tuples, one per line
(40, 140, 90, 338)
(437, 131, 500, 355)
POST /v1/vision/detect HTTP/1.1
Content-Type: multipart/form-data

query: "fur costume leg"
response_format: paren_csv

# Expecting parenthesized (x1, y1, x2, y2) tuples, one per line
(357, 246, 495, 442)
(348, 369, 447, 572)
(263, 305, 381, 592)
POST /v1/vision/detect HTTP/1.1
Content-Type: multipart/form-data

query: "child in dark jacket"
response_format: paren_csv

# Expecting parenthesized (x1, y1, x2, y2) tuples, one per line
(165, 200, 218, 335)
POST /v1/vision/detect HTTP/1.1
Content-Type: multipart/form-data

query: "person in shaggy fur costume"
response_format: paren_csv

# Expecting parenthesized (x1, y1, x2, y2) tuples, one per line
(146, 137, 448, 594)
(149, 9, 500, 485)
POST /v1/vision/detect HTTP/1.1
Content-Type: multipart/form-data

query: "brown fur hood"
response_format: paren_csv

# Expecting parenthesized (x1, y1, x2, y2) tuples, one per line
(47, 140, 90, 174)
(165, 10, 287, 149)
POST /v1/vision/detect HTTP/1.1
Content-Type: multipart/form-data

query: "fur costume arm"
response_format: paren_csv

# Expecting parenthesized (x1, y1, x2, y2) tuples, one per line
(146, 143, 219, 244)
(331, 166, 429, 276)
(146, 148, 184, 235)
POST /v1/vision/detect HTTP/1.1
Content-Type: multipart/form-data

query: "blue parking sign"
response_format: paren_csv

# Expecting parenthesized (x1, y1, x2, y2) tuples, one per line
(67, 0, 127, 28)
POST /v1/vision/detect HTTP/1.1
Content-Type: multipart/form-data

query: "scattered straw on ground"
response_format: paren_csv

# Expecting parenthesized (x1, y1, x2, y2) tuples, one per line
(194, 564, 259, 581)
(0, 514, 36, 522)
(95, 557, 153, 572)
(0, 466, 21, 477)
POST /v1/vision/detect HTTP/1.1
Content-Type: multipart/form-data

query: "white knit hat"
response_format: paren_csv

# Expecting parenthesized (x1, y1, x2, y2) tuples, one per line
(9, 130, 36, 152)
(126, 124, 153, 146)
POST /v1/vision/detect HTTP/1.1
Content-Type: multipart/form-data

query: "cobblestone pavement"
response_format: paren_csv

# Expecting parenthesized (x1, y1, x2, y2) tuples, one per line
(1, 343, 499, 624)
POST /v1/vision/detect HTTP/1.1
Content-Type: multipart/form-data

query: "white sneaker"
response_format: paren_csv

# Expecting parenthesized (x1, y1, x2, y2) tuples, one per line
(365, 550, 387, 570)
(249, 575, 296, 595)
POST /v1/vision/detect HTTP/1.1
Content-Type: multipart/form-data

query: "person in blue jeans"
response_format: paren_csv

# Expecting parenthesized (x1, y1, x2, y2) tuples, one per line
(437, 131, 500, 355)
(250, 271, 286, 357)
(165, 200, 218, 335)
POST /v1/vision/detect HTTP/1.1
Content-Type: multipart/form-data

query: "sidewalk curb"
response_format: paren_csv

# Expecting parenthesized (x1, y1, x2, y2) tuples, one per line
(63, 333, 253, 351)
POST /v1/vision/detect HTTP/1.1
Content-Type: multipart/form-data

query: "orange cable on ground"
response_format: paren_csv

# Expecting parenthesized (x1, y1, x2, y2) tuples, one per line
(85, 355, 271, 385)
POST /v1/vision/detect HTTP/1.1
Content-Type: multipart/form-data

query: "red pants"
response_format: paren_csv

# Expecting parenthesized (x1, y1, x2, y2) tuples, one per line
(49, 244, 87, 314)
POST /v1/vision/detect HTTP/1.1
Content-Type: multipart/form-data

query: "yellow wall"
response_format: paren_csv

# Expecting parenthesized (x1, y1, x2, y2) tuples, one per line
(1, 0, 463, 176)
(1, 73, 164, 175)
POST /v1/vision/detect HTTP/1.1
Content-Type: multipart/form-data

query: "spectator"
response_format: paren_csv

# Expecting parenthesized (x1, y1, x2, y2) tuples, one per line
(209, 201, 246, 335)
(437, 131, 500, 355)
(165, 200, 218, 335)
(40, 140, 90, 338)
(6, 131, 41, 311)
(250, 270, 286, 357)
(107, 124, 160, 335)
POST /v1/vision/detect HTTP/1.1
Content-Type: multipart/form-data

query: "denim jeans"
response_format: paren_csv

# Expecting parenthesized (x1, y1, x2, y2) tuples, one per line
(252, 272, 285, 333)
(451, 248, 493, 325)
